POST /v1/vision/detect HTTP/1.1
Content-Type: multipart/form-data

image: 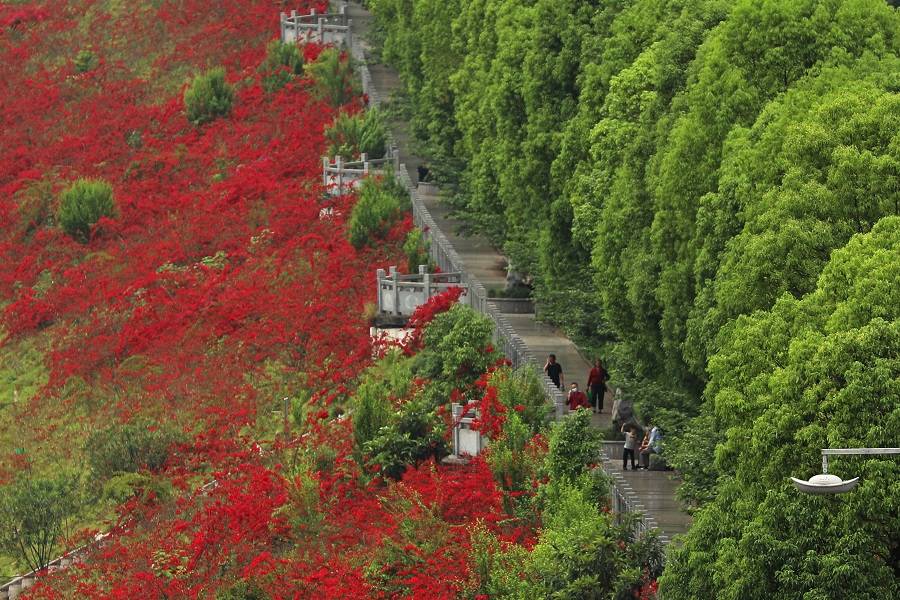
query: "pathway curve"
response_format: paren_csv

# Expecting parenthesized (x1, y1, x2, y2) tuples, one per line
(344, 0, 690, 544)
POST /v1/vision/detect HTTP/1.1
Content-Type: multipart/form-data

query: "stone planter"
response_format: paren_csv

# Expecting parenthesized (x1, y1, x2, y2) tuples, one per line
(487, 297, 534, 314)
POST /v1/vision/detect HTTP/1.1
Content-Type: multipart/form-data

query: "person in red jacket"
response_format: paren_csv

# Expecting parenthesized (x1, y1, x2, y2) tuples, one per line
(567, 382, 590, 411)
(587, 358, 608, 413)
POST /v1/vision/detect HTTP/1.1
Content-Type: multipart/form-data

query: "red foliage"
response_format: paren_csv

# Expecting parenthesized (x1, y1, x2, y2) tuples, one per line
(0, 2, 592, 597)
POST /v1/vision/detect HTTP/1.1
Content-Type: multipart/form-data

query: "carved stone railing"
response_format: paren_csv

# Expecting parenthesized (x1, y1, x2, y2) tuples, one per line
(322, 146, 400, 195)
(376, 265, 467, 318)
(280, 6, 352, 47)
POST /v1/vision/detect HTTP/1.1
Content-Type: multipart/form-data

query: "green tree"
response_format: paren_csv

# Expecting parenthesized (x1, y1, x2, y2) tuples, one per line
(346, 175, 409, 249)
(0, 473, 82, 573)
(324, 109, 388, 159)
(305, 48, 360, 106)
(184, 67, 234, 125)
(58, 178, 116, 243)
(660, 217, 900, 599)
(259, 40, 304, 93)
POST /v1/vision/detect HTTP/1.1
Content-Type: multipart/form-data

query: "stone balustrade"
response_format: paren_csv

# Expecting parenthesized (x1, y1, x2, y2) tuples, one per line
(280, 6, 352, 47)
(322, 147, 400, 196)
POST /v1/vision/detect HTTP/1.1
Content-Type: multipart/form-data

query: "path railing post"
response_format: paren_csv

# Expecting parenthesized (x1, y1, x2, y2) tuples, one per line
(376, 268, 385, 314)
(390, 266, 399, 316)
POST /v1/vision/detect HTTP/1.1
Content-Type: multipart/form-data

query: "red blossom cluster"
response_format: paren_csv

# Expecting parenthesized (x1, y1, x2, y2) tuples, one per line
(0, 2, 531, 597)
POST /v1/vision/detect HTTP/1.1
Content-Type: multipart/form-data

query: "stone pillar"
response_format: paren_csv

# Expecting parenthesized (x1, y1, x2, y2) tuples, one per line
(390, 266, 399, 316)
(336, 155, 343, 193)
(376, 268, 385, 314)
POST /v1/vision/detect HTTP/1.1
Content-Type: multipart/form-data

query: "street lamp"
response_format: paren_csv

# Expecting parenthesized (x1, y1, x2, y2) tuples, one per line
(791, 448, 900, 495)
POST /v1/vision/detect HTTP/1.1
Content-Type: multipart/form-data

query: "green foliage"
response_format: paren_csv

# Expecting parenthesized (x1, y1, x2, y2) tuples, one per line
(364, 391, 447, 480)
(58, 178, 116, 242)
(352, 350, 412, 455)
(0, 473, 82, 573)
(84, 420, 183, 481)
(74, 49, 98, 73)
(660, 217, 900, 599)
(184, 67, 234, 125)
(417, 303, 498, 386)
(215, 580, 270, 600)
(469, 478, 663, 599)
(100, 472, 173, 505)
(324, 109, 388, 159)
(546, 408, 601, 483)
(489, 365, 551, 434)
(305, 48, 361, 106)
(260, 40, 304, 93)
(401, 227, 431, 273)
(346, 175, 409, 249)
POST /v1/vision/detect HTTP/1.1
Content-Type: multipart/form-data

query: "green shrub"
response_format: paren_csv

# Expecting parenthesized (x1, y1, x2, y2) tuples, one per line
(402, 227, 431, 273)
(305, 48, 361, 106)
(74, 49, 98, 73)
(417, 303, 498, 385)
(84, 420, 184, 480)
(184, 67, 234, 125)
(58, 178, 117, 242)
(324, 109, 387, 159)
(490, 366, 551, 434)
(546, 408, 600, 483)
(100, 472, 173, 505)
(215, 580, 270, 600)
(364, 392, 447, 480)
(346, 175, 409, 248)
(260, 40, 304, 93)
(352, 351, 412, 455)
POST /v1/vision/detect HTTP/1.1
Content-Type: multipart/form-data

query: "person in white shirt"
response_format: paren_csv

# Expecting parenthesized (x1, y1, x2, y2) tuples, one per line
(621, 424, 637, 470)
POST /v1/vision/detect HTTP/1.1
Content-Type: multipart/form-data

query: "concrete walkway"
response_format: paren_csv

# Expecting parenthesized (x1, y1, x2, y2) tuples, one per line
(345, 0, 690, 542)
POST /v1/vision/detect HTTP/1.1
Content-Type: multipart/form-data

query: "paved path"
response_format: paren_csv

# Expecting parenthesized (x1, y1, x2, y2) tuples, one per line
(345, 0, 690, 542)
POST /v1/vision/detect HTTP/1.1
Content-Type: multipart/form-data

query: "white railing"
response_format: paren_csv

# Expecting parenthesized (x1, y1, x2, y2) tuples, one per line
(280, 5, 352, 48)
(322, 146, 400, 195)
(376, 265, 467, 317)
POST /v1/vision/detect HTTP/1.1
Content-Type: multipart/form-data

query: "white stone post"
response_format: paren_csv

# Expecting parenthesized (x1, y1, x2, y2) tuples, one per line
(336, 155, 343, 193)
(376, 268, 385, 314)
(390, 266, 399, 316)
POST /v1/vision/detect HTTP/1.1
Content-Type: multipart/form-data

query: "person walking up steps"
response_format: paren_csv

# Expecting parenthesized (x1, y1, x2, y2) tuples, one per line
(544, 354, 563, 389)
(587, 358, 608, 413)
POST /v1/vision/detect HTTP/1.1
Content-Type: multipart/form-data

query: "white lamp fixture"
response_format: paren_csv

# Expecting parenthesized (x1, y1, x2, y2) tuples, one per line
(791, 448, 900, 495)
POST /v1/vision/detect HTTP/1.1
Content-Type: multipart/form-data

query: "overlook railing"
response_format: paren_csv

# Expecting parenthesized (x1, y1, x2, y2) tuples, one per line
(280, 6, 352, 47)
(322, 147, 400, 196)
(376, 265, 467, 318)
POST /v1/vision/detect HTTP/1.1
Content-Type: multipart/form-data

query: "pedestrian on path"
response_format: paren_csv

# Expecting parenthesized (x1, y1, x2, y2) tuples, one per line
(567, 382, 589, 411)
(621, 424, 637, 470)
(544, 354, 563, 389)
(586, 358, 608, 413)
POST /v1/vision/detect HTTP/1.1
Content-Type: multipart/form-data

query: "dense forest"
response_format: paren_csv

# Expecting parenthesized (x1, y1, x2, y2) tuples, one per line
(371, 0, 900, 597)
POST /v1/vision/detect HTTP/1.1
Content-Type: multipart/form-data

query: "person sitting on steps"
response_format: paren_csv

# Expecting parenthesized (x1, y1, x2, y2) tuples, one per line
(638, 417, 662, 469)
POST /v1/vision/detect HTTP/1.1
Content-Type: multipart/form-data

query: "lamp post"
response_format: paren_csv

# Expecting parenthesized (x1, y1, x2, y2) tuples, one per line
(791, 448, 900, 495)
